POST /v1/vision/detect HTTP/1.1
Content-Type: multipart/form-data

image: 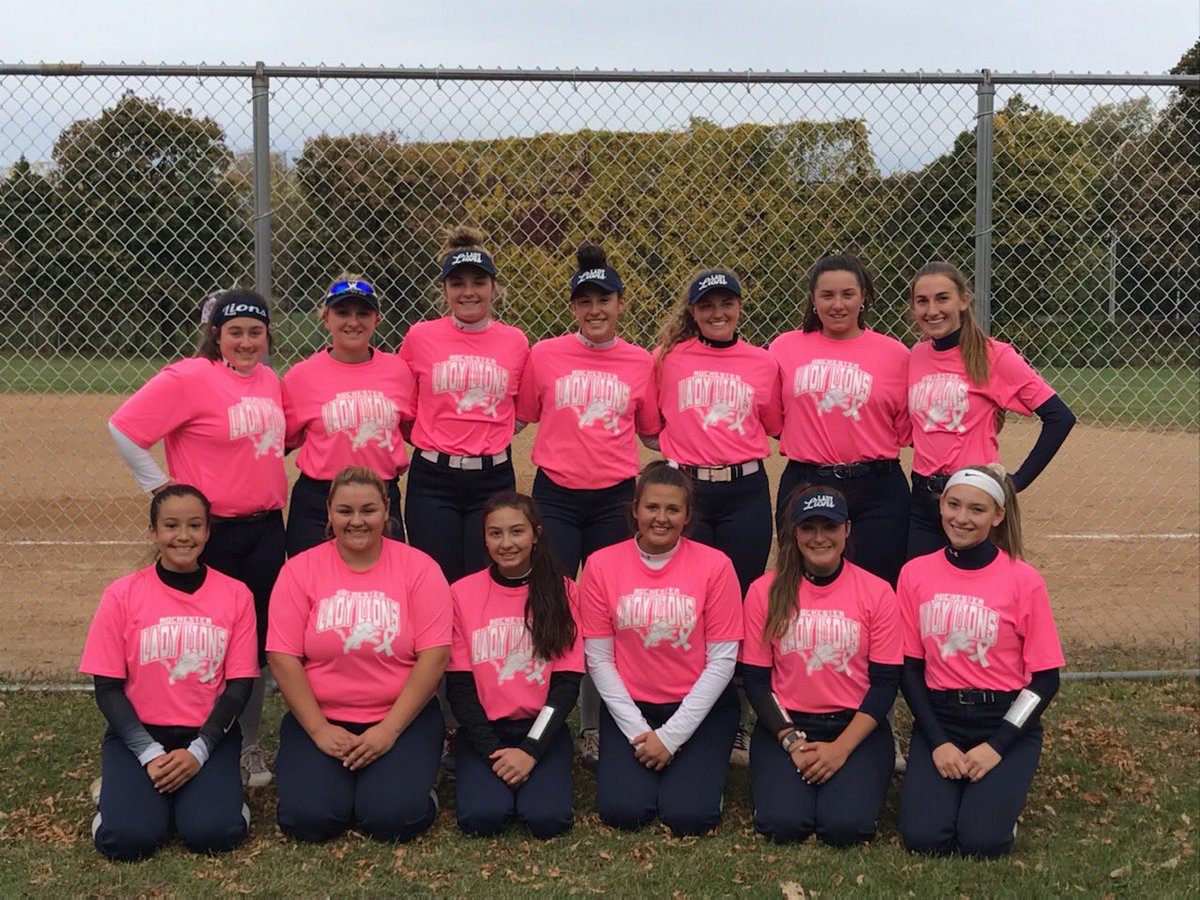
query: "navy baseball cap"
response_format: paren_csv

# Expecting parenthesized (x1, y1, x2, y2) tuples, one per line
(790, 490, 849, 525)
(687, 271, 742, 305)
(569, 265, 625, 299)
(440, 248, 497, 280)
(324, 280, 380, 311)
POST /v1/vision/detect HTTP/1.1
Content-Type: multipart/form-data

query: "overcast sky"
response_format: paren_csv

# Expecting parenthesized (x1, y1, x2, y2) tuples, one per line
(1, 1, 1195, 172)
(1, 0, 1194, 73)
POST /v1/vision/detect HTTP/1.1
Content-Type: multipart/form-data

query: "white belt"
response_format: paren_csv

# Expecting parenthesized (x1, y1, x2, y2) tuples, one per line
(667, 459, 761, 483)
(419, 449, 509, 471)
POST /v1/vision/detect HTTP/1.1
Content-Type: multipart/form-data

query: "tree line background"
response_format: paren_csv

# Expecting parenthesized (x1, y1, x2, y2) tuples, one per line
(0, 42, 1195, 369)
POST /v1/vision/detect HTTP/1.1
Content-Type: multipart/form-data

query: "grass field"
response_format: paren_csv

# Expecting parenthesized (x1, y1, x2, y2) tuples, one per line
(0, 680, 1196, 897)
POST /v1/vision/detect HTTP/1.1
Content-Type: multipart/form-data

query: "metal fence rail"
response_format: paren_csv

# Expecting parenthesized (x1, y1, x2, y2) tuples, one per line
(1, 63, 1197, 678)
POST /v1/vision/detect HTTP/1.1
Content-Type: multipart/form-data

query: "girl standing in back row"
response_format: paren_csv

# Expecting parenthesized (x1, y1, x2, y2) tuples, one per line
(905, 262, 1075, 559)
(109, 289, 286, 789)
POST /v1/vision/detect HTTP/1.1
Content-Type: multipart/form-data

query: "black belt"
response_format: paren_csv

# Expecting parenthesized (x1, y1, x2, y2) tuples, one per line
(930, 688, 1020, 705)
(912, 472, 951, 493)
(791, 709, 856, 722)
(211, 510, 273, 524)
(793, 459, 899, 480)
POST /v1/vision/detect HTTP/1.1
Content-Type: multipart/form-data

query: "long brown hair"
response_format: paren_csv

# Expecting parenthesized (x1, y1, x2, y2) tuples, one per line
(910, 262, 990, 386)
(482, 492, 576, 661)
(802, 254, 874, 332)
(762, 484, 850, 643)
(654, 267, 741, 378)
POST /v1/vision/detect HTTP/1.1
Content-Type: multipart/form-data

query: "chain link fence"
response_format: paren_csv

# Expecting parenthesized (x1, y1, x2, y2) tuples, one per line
(1, 65, 1196, 678)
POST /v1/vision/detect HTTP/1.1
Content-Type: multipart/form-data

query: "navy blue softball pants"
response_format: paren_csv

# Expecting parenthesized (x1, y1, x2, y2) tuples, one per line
(597, 686, 739, 837)
(94, 723, 246, 861)
(454, 718, 574, 839)
(275, 701, 443, 843)
(532, 469, 634, 577)
(898, 691, 1042, 859)
(750, 710, 893, 846)
(687, 467, 772, 597)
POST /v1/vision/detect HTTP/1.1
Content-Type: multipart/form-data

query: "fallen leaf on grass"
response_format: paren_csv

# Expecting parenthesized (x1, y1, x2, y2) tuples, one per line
(392, 845, 406, 871)
(598, 850, 613, 860)
(1109, 865, 1130, 879)
(1182, 813, 1192, 826)
(1161, 856, 1181, 870)
(1082, 792, 1107, 805)
(856, 874, 865, 885)
(779, 881, 806, 899)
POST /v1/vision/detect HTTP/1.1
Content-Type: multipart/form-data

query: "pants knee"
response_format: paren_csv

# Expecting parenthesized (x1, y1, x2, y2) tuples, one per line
(598, 798, 654, 832)
(457, 807, 510, 838)
(94, 822, 167, 862)
(817, 817, 875, 848)
(753, 811, 813, 845)
(357, 798, 436, 843)
(177, 816, 246, 855)
(524, 809, 573, 840)
(279, 806, 348, 844)
(661, 805, 721, 838)
(956, 823, 1015, 859)
(900, 820, 955, 856)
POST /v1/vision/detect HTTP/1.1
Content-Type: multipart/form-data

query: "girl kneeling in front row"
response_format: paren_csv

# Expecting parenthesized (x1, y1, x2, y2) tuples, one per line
(898, 465, 1063, 858)
(580, 461, 744, 837)
(741, 485, 902, 846)
(81, 485, 259, 861)
(267, 466, 452, 843)
(447, 493, 583, 838)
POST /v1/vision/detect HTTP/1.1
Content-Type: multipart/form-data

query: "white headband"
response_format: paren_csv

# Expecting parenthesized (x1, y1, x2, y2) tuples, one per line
(944, 468, 1006, 508)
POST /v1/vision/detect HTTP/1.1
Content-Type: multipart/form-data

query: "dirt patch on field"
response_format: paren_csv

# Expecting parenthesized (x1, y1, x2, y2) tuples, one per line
(1, 395, 1196, 677)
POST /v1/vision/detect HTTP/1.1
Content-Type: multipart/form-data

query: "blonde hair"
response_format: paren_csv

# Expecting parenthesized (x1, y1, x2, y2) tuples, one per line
(325, 466, 398, 538)
(439, 225, 489, 258)
(654, 267, 740, 379)
(910, 262, 991, 387)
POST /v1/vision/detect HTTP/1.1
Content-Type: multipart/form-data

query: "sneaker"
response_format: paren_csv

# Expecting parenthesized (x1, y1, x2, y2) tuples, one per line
(241, 802, 251, 830)
(893, 747, 908, 775)
(240, 744, 273, 788)
(730, 727, 752, 767)
(89, 776, 102, 807)
(577, 728, 599, 772)
(92, 812, 102, 840)
(441, 728, 457, 774)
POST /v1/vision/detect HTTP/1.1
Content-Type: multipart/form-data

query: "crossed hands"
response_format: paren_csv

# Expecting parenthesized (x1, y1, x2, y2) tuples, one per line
(145, 749, 201, 793)
(631, 731, 673, 770)
(932, 741, 1001, 782)
(313, 721, 400, 771)
(789, 739, 850, 785)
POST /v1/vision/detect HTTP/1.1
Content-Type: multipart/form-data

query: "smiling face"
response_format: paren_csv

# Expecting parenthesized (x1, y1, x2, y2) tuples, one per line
(812, 269, 865, 340)
(322, 300, 380, 360)
(571, 286, 626, 343)
(634, 483, 691, 555)
(328, 482, 389, 556)
(443, 267, 495, 324)
(794, 517, 849, 575)
(217, 317, 269, 371)
(689, 290, 742, 343)
(940, 483, 1005, 549)
(484, 505, 538, 577)
(912, 274, 972, 341)
(150, 494, 210, 573)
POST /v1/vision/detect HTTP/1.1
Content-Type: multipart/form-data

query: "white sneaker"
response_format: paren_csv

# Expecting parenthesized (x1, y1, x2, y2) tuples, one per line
(89, 776, 102, 807)
(241, 802, 251, 830)
(91, 812, 102, 840)
(730, 727, 752, 768)
(577, 728, 599, 772)
(893, 748, 908, 775)
(240, 744, 273, 788)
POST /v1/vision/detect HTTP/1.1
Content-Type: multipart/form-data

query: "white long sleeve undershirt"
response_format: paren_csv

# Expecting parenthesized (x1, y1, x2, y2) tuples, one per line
(108, 422, 169, 492)
(584, 637, 652, 741)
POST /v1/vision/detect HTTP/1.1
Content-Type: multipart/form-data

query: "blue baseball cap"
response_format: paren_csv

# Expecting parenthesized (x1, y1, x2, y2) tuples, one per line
(324, 280, 380, 311)
(687, 270, 742, 305)
(440, 248, 498, 280)
(569, 265, 625, 299)
(790, 490, 849, 525)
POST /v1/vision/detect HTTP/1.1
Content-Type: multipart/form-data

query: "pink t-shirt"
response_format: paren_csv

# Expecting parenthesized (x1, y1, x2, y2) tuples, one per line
(110, 358, 287, 517)
(447, 570, 586, 721)
(399, 317, 528, 457)
(907, 339, 1056, 476)
(740, 562, 903, 715)
(770, 329, 911, 464)
(656, 337, 783, 466)
(897, 549, 1065, 691)
(516, 335, 660, 489)
(283, 348, 417, 480)
(579, 538, 743, 704)
(266, 540, 453, 723)
(79, 566, 259, 727)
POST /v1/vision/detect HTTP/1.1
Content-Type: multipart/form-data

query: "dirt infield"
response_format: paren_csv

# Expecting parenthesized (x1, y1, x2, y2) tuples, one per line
(2, 394, 1197, 677)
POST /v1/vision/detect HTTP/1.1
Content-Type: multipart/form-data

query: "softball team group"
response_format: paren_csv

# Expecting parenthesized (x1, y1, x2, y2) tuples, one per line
(83, 226, 1076, 862)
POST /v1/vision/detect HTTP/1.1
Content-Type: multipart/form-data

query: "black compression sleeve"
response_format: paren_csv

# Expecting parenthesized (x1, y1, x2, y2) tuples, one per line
(1011, 395, 1076, 491)
(519, 671, 582, 759)
(94, 675, 161, 762)
(858, 661, 902, 724)
(445, 671, 501, 757)
(195, 678, 253, 757)
(901, 656, 950, 748)
(739, 662, 794, 737)
(986, 668, 1061, 756)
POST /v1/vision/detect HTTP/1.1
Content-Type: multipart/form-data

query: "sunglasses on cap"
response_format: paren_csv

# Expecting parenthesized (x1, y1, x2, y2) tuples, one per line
(324, 281, 379, 308)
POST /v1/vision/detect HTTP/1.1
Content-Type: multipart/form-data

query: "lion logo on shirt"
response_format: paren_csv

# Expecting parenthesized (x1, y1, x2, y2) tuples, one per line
(497, 646, 549, 685)
(431, 355, 510, 420)
(939, 629, 995, 667)
(229, 397, 286, 458)
(315, 590, 402, 657)
(554, 369, 632, 432)
(794, 360, 872, 422)
(804, 641, 853, 676)
(778, 609, 861, 678)
(701, 401, 747, 434)
(342, 620, 398, 657)
(139, 617, 230, 686)
(920, 593, 1000, 668)
(168, 652, 219, 684)
(457, 386, 500, 416)
(577, 398, 621, 431)
(350, 420, 396, 452)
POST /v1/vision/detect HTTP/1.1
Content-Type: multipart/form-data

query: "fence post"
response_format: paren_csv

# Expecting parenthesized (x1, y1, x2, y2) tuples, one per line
(974, 70, 995, 335)
(251, 62, 273, 300)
